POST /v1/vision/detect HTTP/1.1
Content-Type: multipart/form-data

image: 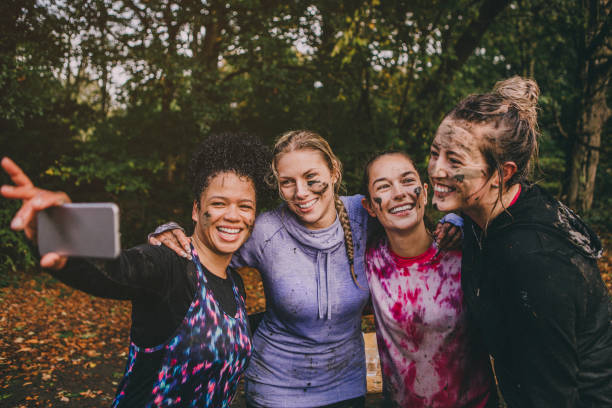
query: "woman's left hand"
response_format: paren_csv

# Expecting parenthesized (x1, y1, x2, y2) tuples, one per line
(1, 157, 71, 269)
(434, 222, 462, 250)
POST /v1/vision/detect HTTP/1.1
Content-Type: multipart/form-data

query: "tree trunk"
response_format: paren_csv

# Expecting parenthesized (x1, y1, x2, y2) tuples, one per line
(581, 79, 609, 210)
(565, 0, 611, 212)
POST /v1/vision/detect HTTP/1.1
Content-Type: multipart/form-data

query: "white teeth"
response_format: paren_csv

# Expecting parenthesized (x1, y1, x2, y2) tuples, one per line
(218, 227, 240, 234)
(434, 184, 453, 193)
(389, 204, 415, 214)
(297, 199, 317, 209)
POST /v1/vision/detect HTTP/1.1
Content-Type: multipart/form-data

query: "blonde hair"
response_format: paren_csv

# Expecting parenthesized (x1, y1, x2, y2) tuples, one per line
(271, 130, 360, 287)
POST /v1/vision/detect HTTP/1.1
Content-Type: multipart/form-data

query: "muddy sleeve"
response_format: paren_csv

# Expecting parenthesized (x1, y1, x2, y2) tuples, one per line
(501, 251, 582, 407)
(48, 244, 180, 300)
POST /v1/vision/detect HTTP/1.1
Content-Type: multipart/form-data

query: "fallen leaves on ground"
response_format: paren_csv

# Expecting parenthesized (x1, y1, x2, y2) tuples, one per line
(0, 274, 131, 406)
(237, 267, 266, 313)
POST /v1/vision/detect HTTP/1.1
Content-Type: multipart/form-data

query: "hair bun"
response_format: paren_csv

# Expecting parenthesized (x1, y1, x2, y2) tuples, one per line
(493, 76, 539, 129)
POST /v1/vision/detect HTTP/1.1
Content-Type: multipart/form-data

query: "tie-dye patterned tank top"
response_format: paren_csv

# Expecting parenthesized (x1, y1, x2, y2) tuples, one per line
(365, 239, 492, 408)
(112, 245, 252, 407)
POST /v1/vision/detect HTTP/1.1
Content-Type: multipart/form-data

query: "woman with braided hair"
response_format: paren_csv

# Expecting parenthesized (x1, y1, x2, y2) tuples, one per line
(239, 130, 369, 407)
(427, 76, 612, 407)
(151, 130, 461, 407)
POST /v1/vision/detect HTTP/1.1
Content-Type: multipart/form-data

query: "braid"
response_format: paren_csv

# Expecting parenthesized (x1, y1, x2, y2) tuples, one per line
(334, 196, 362, 288)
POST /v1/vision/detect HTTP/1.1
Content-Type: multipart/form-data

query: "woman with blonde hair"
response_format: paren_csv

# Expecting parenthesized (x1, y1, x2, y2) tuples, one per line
(427, 76, 612, 407)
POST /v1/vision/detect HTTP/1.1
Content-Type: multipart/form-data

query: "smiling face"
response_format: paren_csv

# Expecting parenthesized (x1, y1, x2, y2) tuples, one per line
(363, 153, 428, 234)
(276, 148, 338, 230)
(427, 118, 495, 213)
(192, 171, 256, 256)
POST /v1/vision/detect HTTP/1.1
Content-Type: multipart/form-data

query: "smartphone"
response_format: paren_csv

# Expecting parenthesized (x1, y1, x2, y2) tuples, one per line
(37, 203, 121, 259)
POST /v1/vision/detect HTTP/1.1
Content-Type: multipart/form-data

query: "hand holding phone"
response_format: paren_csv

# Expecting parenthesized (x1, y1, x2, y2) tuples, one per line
(37, 203, 120, 258)
(1, 157, 120, 268)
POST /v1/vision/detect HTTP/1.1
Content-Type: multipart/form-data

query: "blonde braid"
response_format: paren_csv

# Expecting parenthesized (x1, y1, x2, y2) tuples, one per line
(334, 196, 362, 288)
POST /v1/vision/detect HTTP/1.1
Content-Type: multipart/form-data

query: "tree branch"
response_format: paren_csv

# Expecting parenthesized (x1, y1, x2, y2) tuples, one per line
(400, 0, 511, 130)
(585, 11, 611, 59)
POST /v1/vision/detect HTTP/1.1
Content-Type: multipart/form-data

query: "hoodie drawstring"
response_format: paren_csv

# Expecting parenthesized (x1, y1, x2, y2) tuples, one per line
(315, 251, 333, 320)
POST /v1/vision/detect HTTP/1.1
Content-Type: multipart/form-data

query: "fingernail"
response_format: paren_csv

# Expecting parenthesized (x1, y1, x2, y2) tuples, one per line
(154, 241, 162, 246)
(11, 217, 23, 229)
(187, 254, 192, 260)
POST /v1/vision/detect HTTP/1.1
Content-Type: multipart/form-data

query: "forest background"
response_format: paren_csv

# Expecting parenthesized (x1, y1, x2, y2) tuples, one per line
(1, 0, 611, 275)
(0, 0, 610, 406)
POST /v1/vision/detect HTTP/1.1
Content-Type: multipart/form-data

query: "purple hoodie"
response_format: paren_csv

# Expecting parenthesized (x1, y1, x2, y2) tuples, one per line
(231, 195, 370, 407)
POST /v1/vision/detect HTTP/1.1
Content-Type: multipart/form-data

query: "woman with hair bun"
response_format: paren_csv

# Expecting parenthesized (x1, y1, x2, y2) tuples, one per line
(428, 76, 612, 407)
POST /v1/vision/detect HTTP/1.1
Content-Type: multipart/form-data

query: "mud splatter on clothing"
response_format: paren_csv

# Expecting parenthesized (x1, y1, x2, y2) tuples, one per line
(365, 240, 491, 408)
(462, 183, 612, 407)
(233, 195, 370, 407)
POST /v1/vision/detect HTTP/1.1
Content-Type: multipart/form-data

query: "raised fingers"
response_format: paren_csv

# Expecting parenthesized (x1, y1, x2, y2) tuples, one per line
(0, 184, 39, 200)
(441, 225, 462, 250)
(1, 157, 34, 189)
(432, 222, 448, 243)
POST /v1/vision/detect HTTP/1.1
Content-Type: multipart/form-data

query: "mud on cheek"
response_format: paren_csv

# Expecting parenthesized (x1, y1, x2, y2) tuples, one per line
(414, 187, 422, 208)
(307, 180, 329, 195)
(373, 197, 383, 211)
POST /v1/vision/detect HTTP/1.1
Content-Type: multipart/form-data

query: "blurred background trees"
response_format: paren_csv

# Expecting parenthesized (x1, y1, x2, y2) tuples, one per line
(1, 0, 610, 275)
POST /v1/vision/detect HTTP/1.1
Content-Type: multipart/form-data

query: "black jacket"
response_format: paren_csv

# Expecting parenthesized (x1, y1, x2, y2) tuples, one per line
(462, 184, 612, 408)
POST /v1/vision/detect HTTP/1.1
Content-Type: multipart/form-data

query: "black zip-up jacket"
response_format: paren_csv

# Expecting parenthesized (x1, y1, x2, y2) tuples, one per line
(462, 184, 612, 408)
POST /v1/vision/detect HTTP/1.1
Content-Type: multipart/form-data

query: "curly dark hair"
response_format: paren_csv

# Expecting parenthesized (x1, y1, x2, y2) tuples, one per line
(189, 132, 272, 208)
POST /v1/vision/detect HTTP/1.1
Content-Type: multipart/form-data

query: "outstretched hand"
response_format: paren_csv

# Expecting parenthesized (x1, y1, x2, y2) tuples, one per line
(1, 157, 70, 269)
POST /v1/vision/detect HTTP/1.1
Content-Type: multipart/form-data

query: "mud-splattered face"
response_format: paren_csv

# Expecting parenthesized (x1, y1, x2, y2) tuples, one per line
(363, 154, 427, 233)
(428, 118, 494, 213)
(191, 172, 256, 255)
(276, 149, 338, 230)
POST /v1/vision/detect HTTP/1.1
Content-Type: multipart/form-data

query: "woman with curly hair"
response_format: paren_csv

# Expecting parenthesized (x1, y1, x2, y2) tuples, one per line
(1, 132, 271, 407)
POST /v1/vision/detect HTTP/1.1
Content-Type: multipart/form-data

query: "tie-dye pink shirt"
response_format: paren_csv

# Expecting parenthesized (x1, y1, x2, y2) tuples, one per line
(365, 240, 492, 408)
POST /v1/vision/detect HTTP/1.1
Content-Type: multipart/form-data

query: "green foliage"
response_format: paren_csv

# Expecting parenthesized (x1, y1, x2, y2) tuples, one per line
(0, 0, 609, 276)
(0, 200, 37, 282)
